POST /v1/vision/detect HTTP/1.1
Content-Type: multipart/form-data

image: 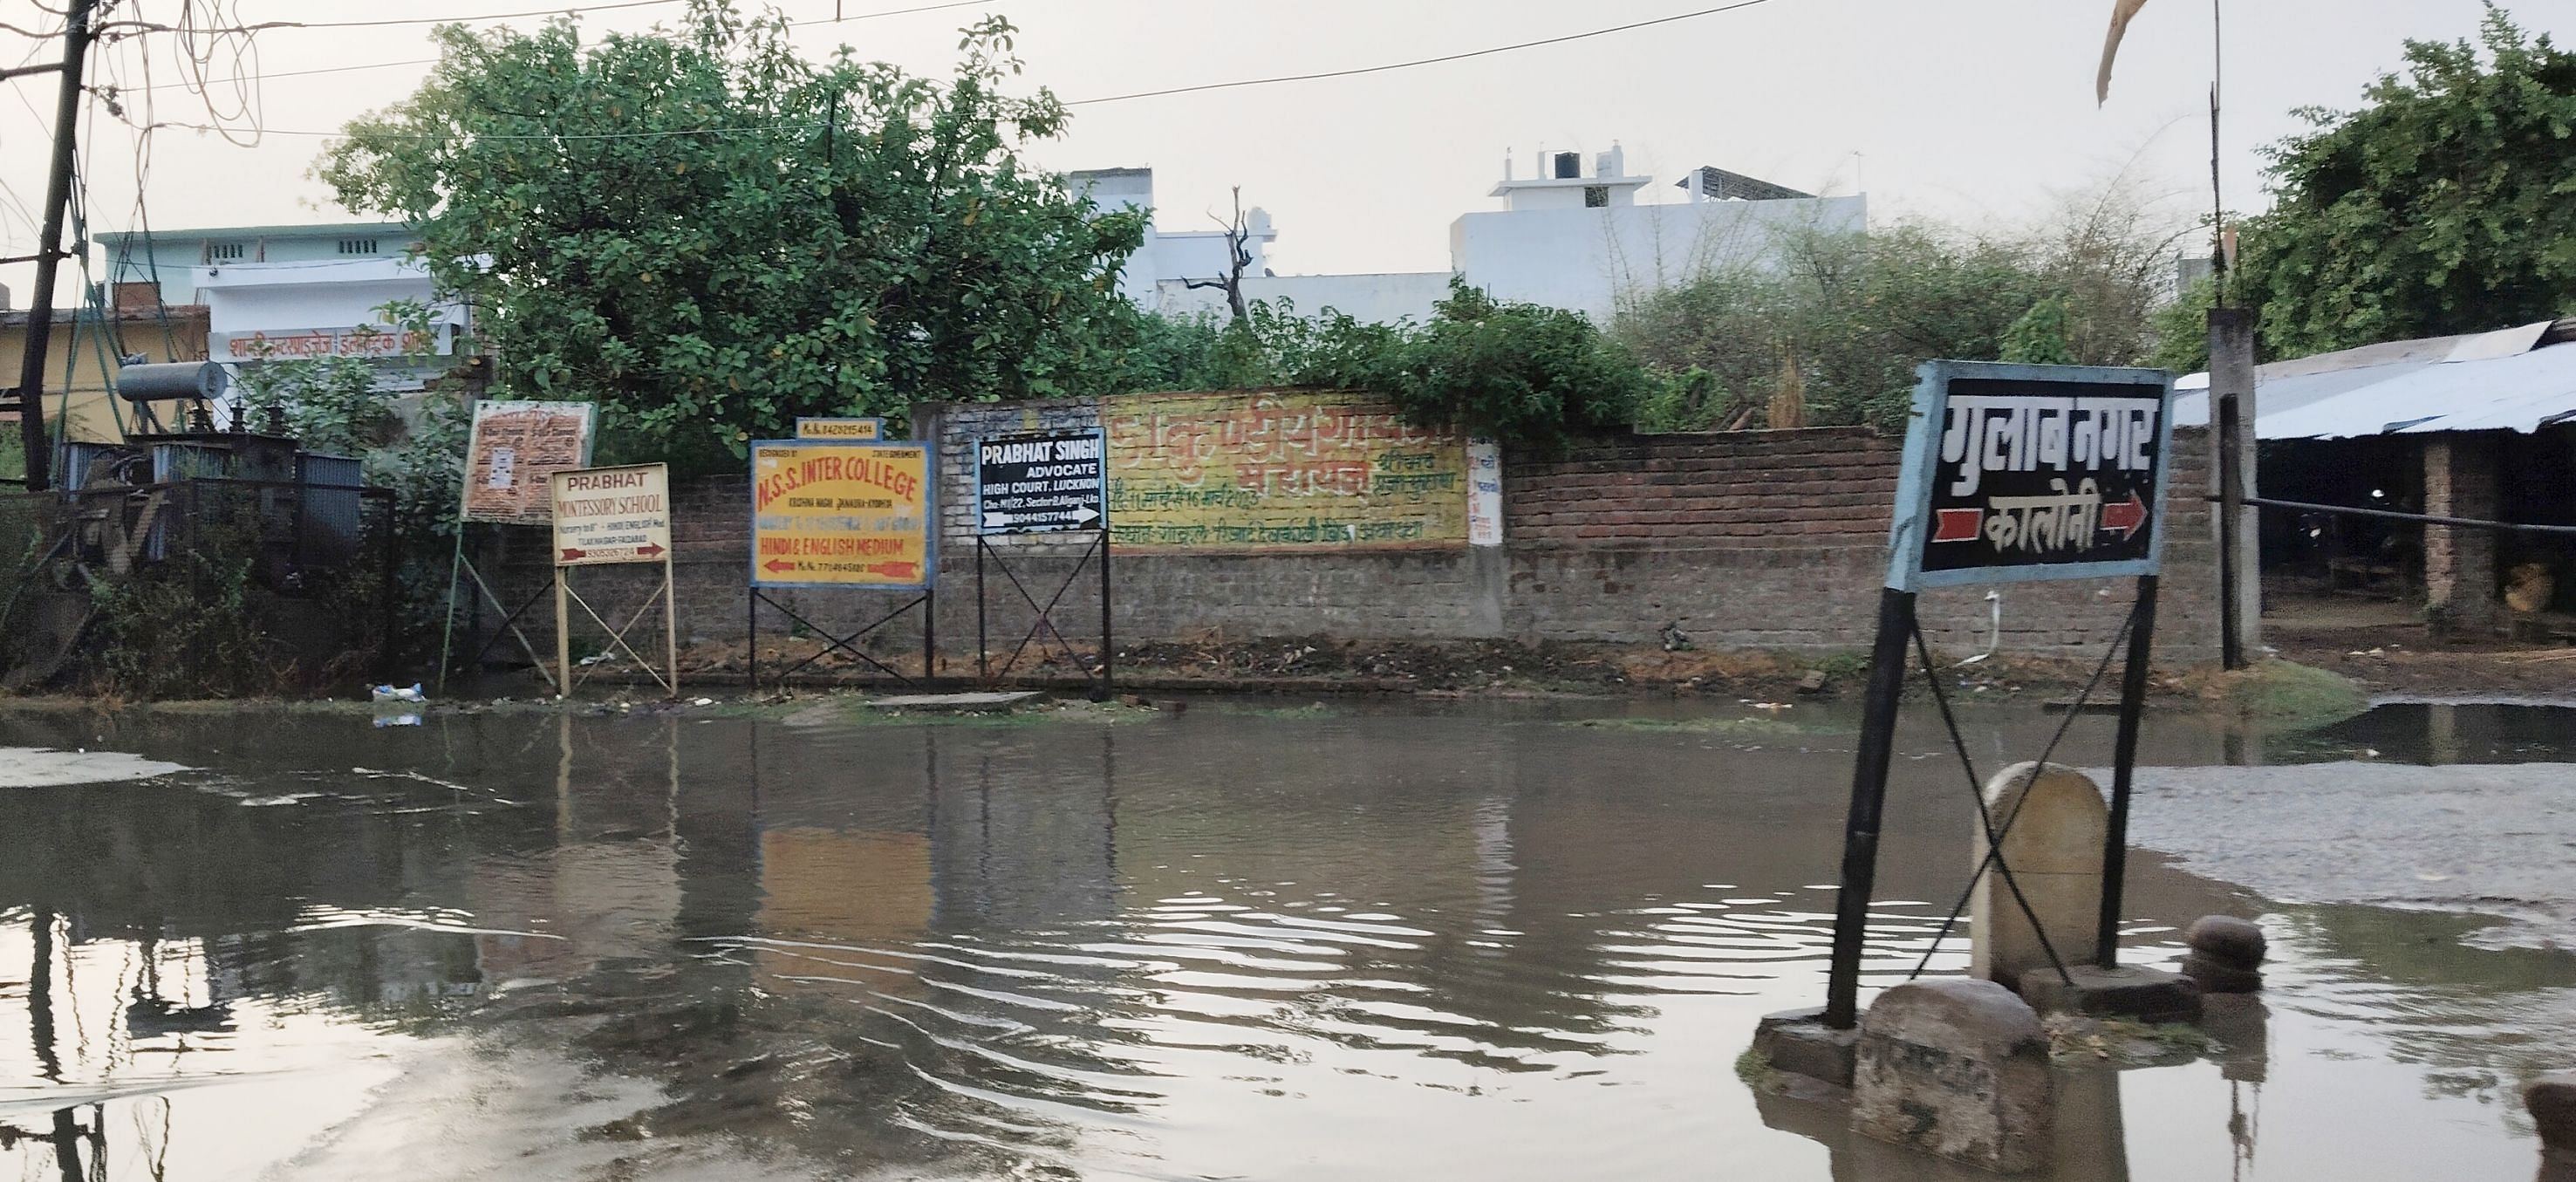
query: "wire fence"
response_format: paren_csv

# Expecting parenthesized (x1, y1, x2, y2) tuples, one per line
(0, 478, 398, 693)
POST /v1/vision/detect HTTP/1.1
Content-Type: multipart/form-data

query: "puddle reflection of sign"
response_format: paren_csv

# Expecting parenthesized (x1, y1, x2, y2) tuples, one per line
(550, 463, 672, 566)
(977, 429, 1107, 535)
(464, 401, 596, 523)
(1889, 361, 2173, 590)
(749, 441, 934, 590)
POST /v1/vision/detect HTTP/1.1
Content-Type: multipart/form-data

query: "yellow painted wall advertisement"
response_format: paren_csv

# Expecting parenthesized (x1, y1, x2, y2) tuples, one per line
(1102, 391, 1470, 549)
(749, 441, 934, 590)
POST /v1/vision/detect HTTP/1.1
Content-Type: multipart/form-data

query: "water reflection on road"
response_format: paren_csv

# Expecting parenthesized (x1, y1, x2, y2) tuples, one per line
(0, 699, 2567, 1180)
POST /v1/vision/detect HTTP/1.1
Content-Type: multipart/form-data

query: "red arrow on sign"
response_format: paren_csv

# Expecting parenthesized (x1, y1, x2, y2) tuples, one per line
(638, 543, 666, 558)
(762, 558, 796, 573)
(1932, 508, 1984, 543)
(2100, 491, 2148, 540)
(559, 547, 587, 561)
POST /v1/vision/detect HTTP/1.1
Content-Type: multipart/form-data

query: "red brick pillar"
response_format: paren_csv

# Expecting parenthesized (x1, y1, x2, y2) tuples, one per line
(2422, 433, 2500, 633)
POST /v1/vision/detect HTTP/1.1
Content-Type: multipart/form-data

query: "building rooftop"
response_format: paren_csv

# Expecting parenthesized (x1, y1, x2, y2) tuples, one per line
(96, 222, 413, 245)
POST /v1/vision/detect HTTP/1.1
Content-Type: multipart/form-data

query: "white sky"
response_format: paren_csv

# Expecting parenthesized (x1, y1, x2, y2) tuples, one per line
(0, 0, 2561, 301)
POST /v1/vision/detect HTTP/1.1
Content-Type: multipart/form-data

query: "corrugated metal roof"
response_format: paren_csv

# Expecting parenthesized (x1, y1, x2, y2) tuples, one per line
(2172, 319, 2576, 439)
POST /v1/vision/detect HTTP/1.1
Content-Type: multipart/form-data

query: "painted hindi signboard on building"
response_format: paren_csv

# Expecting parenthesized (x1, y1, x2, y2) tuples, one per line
(548, 464, 672, 566)
(748, 440, 934, 591)
(1888, 361, 2174, 590)
(977, 429, 1107, 535)
(1102, 391, 1469, 549)
(463, 401, 597, 524)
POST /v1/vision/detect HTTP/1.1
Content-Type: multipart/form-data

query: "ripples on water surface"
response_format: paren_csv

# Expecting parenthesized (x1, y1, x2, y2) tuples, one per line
(1, 700, 2568, 1179)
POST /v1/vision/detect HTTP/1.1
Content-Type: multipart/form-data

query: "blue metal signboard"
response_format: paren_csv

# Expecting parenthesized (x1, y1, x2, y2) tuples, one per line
(1886, 360, 2176, 591)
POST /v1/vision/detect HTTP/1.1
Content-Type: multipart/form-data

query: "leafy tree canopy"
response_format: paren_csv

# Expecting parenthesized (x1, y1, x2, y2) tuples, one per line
(322, 3, 1145, 470)
(1116, 282, 1648, 452)
(1618, 189, 2182, 431)
(2238, 4, 2576, 356)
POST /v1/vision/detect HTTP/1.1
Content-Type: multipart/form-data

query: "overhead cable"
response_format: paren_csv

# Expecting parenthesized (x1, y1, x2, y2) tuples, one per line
(1065, 0, 1779, 106)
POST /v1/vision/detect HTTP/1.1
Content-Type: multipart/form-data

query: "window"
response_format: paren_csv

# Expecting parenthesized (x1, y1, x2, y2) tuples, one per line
(1583, 186, 1609, 208)
(206, 241, 248, 263)
(337, 238, 380, 256)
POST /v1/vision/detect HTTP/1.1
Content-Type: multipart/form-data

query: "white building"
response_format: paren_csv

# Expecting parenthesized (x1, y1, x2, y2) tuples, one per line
(1092, 147, 1865, 328)
(1449, 146, 1867, 323)
(96, 223, 469, 393)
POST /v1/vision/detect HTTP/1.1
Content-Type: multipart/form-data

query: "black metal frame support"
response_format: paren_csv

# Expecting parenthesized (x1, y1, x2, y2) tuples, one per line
(973, 532, 1114, 694)
(459, 574, 554, 674)
(747, 586, 925, 691)
(2096, 573, 2161, 967)
(1823, 586, 1917, 1030)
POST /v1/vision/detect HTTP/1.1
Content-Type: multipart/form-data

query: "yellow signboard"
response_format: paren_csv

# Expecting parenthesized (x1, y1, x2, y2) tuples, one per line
(749, 441, 934, 589)
(549, 463, 672, 566)
(1102, 391, 1469, 548)
(796, 417, 884, 441)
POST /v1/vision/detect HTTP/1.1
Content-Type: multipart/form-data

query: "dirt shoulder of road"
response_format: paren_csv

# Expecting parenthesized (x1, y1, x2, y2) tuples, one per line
(2265, 617, 2576, 702)
(637, 633, 2207, 707)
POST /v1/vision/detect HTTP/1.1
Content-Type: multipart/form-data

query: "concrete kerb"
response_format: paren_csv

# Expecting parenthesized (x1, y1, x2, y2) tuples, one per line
(2019, 965, 2204, 1026)
(1850, 979, 2055, 1175)
(1752, 1007, 1861, 1090)
(2530, 1071, 2576, 1179)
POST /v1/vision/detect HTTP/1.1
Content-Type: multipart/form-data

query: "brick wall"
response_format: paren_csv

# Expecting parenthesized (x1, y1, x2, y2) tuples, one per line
(488, 420, 2219, 673)
(1501, 427, 2219, 661)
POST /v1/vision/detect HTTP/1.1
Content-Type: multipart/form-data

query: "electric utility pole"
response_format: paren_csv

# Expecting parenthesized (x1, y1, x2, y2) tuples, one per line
(9, 0, 100, 492)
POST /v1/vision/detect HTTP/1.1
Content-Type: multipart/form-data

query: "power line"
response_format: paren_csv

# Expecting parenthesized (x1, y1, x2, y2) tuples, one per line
(238, 0, 684, 31)
(121, 0, 1001, 91)
(109, 0, 1787, 139)
(1066, 0, 1780, 106)
(103, 0, 1000, 38)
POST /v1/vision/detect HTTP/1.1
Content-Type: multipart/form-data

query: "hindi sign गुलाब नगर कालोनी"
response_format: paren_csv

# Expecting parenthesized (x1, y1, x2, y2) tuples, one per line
(1890, 361, 2175, 591)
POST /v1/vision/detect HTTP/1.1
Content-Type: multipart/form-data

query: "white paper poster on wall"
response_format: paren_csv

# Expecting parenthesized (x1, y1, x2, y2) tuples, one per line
(1466, 441, 1504, 547)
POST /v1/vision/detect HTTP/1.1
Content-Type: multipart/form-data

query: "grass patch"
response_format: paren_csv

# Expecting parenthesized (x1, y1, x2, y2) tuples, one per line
(2043, 1014, 2216, 1064)
(1733, 1046, 1788, 1094)
(847, 699, 1161, 728)
(1206, 700, 1337, 719)
(1561, 714, 1835, 737)
(2192, 658, 2369, 728)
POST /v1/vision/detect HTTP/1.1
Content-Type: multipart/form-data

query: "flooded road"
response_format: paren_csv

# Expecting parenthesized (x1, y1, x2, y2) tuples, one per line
(2, 698, 2568, 1179)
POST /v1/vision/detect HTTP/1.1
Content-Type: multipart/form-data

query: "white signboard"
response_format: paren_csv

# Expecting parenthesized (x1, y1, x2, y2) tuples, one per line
(1466, 440, 1504, 547)
(549, 463, 672, 567)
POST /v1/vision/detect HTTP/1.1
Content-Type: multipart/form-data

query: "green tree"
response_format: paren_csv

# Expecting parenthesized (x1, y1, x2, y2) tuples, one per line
(227, 302, 473, 658)
(1110, 284, 1648, 450)
(1380, 280, 1651, 449)
(321, 3, 1145, 471)
(2000, 297, 2077, 365)
(2149, 275, 2218, 373)
(2238, 5, 2576, 356)
(1617, 174, 2188, 429)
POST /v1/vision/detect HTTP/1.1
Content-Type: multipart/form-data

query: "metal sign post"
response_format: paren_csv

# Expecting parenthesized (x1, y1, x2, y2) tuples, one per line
(439, 400, 597, 693)
(745, 438, 936, 690)
(548, 462, 679, 697)
(970, 428, 1112, 694)
(1821, 360, 2176, 1030)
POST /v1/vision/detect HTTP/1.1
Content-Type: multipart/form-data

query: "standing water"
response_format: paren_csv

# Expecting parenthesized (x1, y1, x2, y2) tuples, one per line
(2, 699, 2567, 1179)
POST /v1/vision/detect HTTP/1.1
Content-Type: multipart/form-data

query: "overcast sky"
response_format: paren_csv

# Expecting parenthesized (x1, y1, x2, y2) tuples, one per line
(0, 0, 2559, 302)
